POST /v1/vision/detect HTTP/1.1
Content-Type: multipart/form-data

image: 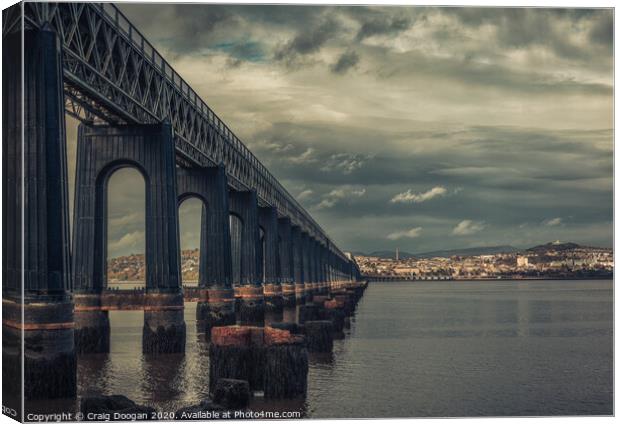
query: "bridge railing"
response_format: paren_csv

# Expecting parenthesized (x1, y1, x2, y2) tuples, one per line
(17, 2, 349, 262)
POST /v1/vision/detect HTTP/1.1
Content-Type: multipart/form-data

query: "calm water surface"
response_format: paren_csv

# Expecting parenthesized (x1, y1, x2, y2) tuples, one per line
(76, 280, 613, 417)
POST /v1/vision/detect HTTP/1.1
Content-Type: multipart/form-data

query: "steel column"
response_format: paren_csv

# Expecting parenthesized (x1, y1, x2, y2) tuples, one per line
(3, 25, 76, 401)
(291, 226, 305, 304)
(177, 166, 235, 330)
(259, 206, 282, 313)
(278, 217, 295, 306)
(229, 190, 264, 324)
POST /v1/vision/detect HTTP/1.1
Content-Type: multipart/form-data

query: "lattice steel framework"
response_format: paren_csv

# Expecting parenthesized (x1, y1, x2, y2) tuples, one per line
(3, 1, 348, 261)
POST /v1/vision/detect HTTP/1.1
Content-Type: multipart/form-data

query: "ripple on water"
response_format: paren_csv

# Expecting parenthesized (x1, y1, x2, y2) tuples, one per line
(75, 280, 612, 418)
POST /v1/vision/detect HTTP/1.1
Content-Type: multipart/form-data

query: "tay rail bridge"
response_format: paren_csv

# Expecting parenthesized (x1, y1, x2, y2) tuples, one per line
(2, 2, 362, 400)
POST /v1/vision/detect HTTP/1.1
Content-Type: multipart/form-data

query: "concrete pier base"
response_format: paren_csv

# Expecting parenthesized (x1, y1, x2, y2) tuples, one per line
(305, 283, 316, 299)
(263, 283, 284, 313)
(299, 304, 321, 324)
(236, 286, 265, 325)
(74, 294, 110, 354)
(143, 292, 186, 354)
(281, 283, 296, 307)
(304, 321, 334, 353)
(311, 294, 329, 304)
(333, 293, 355, 316)
(323, 303, 346, 334)
(294, 283, 306, 305)
(4, 297, 77, 399)
(264, 339, 308, 399)
(282, 305, 297, 323)
(196, 288, 236, 332)
(209, 326, 308, 399)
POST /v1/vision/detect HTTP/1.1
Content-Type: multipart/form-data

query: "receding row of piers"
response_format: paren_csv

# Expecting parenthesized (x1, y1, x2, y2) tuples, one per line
(70, 121, 360, 355)
(2, 25, 362, 403)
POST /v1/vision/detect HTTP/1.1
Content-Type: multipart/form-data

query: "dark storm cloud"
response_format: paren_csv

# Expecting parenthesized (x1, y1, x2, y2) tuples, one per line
(216, 41, 267, 67)
(120, 4, 237, 52)
(330, 50, 360, 74)
(99, 4, 613, 254)
(355, 15, 412, 41)
(274, 16, 341, 66)
(373, 47, 612, 96)
(252, 120, 611, 251)
(441, 7, 613, 62)
(251, 121, 611, 194)
(589, 12, 614, 47)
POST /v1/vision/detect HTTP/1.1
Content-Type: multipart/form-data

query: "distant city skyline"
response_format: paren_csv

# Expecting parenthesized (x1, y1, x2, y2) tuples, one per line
(66, 5, 613, 258)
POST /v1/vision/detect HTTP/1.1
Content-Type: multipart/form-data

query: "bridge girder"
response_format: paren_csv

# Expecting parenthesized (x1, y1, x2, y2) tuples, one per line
(4, 1, 351, 262)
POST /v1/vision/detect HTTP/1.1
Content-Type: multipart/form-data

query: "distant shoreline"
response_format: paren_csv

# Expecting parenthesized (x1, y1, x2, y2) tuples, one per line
(364, 276, 613, 282)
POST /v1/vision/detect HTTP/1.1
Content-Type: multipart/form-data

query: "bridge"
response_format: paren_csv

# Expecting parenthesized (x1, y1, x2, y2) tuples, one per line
(2, 2, 362, 400)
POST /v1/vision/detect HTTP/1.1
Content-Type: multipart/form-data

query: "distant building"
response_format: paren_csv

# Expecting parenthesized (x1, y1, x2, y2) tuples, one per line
(516, 256, 528, 268)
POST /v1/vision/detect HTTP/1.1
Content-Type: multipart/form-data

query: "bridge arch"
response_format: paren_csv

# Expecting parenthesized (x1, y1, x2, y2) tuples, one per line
(103, 165, 147, 290)
(73, 122, 185, 354)
(176, 165, 234, 329)
(177, 195, 206, 286)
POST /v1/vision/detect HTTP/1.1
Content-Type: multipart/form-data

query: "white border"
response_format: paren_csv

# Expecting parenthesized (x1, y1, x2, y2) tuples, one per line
(0, 1, 615, 424)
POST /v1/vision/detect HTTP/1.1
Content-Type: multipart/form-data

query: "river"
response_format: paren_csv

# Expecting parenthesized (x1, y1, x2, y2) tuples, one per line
(75, 279, 612, 418)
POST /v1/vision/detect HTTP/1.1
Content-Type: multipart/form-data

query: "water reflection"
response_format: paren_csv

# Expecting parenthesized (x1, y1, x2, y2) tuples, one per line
(70, 280, 613, 417)
(308, 352, 335, 366)
(140, 354, 185, 403)
(77, 353, 112, 397)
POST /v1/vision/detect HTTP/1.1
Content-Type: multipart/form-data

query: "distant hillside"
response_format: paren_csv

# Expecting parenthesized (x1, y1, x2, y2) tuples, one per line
(526, 242, 582, 253)
(355, 245, 518, 259)
(367, 250, 416, 259)
(413, 245, 519, 258)
(353, 241, 612, 260)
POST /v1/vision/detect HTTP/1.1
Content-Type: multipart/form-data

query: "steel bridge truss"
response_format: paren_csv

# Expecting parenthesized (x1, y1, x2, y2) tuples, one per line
(3, 1, 348, 261)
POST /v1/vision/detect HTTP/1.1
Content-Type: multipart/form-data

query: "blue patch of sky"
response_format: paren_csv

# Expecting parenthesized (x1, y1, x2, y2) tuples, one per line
(212, 40, 266, 63)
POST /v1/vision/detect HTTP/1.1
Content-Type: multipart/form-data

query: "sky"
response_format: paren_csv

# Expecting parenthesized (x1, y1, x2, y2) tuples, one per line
(66, 4, 613, 258)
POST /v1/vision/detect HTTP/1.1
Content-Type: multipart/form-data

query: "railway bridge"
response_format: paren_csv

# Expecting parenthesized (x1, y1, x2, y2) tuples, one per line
(2, 2, 362, 400)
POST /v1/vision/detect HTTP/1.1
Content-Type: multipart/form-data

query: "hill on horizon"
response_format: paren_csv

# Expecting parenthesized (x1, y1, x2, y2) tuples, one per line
(352, 245, 519, 259)
(351, 241, 611, 260)
(526, 241, 583, 253)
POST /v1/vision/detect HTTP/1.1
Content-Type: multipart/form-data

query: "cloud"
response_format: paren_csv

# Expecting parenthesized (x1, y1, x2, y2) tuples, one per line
(330, 50, 360, 74)
(391, 186, 447, 203)
(320, 152, 368, 174)
(443, 8, 612, 63)
(355, 15, 412, 41)
(543, 217, 563, 226)
(274, 16, 341, 66)
(387, 227, 423, 240)
(297, 189, 314, 201)
(252, 140, 295, 153)
(316, 186, 366, 209)
(90, 5, 613, 255)
(452, 220, 485, 236)
(589, 13, 613, 47)
(289, 147, 317, 164)
(109, 212, 142, 228)
(108, 231, 145, 255)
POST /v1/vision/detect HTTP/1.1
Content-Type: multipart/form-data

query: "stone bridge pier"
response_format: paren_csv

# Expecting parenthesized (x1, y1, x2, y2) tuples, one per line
(230, 190, 265, 325)
(72, 123, 185, 354)
(291, 226, 306, 304)
(302, 233, 316, 299)
(3, 11, 365, 405)
(278, 218, 296, 306)
(259, 206, 283, 313)
(3, 26, 76, 399)
(177, 166, 235, 331)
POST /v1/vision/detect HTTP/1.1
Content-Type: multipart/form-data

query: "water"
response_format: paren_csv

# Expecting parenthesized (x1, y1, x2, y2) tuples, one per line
(76, 280, 612, 417)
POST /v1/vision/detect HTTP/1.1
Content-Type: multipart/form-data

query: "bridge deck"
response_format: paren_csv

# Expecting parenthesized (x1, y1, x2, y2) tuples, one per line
(4, 2, 347, 260)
